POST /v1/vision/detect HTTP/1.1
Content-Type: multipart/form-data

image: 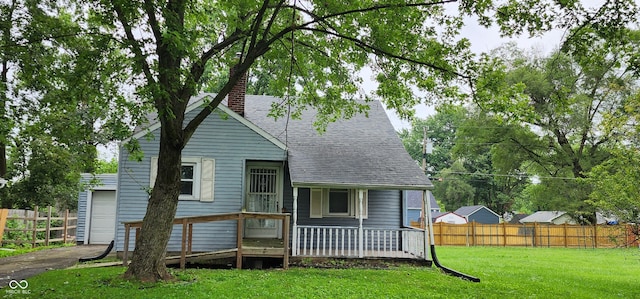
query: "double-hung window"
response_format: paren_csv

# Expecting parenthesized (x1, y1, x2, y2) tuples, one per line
(150, 157, 215, 202)
(309, 188, 368, 218)
(179, 162, 198, 200)
(327, 189, 350, 216)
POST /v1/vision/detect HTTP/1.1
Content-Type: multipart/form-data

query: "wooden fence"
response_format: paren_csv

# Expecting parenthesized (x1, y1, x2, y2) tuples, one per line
(0, 206, 77, 248)
(412, 221, 638, 248)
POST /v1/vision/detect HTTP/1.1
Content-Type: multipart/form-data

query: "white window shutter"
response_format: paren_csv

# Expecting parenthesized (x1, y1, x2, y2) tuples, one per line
(354, 189, 368, 219)
(310, 188, 323, 218)
(150, 157, 158, 188)
(200, 159, 215, 202)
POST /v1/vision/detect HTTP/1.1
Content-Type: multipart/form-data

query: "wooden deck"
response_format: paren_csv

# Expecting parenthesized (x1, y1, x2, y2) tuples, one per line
(122, 212, 291, 269)
(121, 213, 430, 269)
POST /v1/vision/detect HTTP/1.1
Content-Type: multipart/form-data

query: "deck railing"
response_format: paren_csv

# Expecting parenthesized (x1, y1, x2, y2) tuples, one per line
(295, 225, 427, 259)
(122, 212, 290, 269)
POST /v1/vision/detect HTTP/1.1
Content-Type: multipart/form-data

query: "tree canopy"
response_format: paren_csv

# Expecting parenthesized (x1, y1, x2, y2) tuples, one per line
(2, 0, 638, 282)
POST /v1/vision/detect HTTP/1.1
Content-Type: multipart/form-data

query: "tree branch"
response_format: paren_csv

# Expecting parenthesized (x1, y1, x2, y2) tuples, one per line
(143, 0, 163, 42)
(247, 0, 272, 55)
(508, 137, 556, 176)
(180, 30, 246, 101)
(300, 27, 469, 79)
(289, 1, 457, 29)
(112, 2, 156, 89)
(261, 0, 287, 43)
(182, 46, 266, 141)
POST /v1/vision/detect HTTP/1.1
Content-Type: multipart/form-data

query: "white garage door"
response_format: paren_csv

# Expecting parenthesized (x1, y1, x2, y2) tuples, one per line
(89, 190, 116, 244)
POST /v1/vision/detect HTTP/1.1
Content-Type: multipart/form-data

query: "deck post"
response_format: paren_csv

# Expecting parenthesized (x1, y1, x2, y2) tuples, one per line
(63, 209, 69, 244)
(292, 187, 298, 256)
(358, 189, 364, 258)
(236, 213, 243, 269)
(188, 223, 194, 254)
(180, 218, 188, 269)
(123, 224, 130, 266)
(45, 206, 51, 246)
(283, 214, 290, 269)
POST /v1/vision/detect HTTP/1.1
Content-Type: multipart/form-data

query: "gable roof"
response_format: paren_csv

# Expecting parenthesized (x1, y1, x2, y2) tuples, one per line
(454, 205, 500, 218)
(433, 211, 466, 221)
(131, 93, 432, 190)
(244, 95, 432, 190)
(519, 211, 567, 223)
(128, 93, 286, 150)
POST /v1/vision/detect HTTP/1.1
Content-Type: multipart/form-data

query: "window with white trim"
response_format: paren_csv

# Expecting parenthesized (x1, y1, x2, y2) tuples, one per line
(327, 189, 350, 216)
(309, 188, 368, 218)
(150, 157, 215, 202)
(179, 162, 198, 199)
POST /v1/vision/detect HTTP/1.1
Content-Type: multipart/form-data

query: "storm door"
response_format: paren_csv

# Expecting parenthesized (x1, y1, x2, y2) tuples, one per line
(244, 164, 282, 238)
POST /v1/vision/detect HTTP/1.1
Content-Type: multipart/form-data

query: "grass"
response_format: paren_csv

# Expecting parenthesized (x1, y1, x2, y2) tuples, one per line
(13, 247, 640, 298)
(0, 243, 73, 258)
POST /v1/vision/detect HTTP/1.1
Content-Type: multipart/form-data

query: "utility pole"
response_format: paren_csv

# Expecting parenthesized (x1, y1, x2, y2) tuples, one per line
(422, 127, 427, 173)
(421, 127, 433, 228)
(421, 127, 427, 228)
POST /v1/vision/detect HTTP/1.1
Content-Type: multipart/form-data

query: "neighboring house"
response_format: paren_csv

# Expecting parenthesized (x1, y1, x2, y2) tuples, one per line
(432, 212, 467, 224)
(404, 190, 440, 227)
(114, 73, 433, 260)
(77, 174, 118, 245)
(454, 205, 501, 224)
(519, 211, 576, 225)
(596, 212, 619, 225)
(504, 212, 529, 224)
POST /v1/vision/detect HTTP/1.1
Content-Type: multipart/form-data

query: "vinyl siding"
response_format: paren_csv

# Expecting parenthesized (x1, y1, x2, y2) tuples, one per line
(115, 109, 286, 252)
(468, 208, 500, 224)
(77, 174, 117, 244)
(288, 186, 403, 251)
(289, 187, 402, 228)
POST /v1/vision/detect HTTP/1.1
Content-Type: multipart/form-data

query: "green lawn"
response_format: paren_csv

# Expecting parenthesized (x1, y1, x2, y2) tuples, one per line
(13, 247, 640, 298)
(0, 244, 71, 258)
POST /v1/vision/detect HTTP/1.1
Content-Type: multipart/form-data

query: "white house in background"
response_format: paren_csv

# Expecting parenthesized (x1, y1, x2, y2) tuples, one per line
(404, 190, 440, 226)
(76, 174, 118, 245)
(432, 212, 467, 224)
(519, 211, 575, 225)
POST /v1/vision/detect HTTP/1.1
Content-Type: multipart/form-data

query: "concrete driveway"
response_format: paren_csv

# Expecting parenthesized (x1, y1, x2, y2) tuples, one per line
(0, 245, 109, 288)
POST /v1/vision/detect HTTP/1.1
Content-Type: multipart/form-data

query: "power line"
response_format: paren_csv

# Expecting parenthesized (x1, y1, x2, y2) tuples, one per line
(428, 171, 579, 181)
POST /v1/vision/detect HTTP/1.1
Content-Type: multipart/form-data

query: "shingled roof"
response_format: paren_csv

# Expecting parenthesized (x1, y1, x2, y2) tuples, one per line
(243, 95, 432, 190)
(406, 190, 439, 209)
(132, 93, 433, 190)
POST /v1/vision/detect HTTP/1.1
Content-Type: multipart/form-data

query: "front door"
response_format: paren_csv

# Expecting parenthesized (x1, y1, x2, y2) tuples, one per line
(244, 164, 282, 238)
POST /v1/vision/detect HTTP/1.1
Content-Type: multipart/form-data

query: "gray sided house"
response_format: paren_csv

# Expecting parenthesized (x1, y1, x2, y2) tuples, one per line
(77, 174, 118, 245)
(404, 190, 440, 227)
(115, 87, 432, 259)
(454, 205, 501, 224)
(519, 211, 576, 225)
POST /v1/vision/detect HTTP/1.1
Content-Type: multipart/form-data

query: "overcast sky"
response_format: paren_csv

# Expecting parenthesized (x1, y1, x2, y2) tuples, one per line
(383, 14, 566, 131)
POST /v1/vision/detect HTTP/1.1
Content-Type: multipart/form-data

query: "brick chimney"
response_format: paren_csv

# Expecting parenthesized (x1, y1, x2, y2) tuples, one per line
(228, 54, 247, 116)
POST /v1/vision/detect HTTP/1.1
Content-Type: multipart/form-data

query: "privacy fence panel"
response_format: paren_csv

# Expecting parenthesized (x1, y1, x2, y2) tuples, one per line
(429, 222, 637, 248)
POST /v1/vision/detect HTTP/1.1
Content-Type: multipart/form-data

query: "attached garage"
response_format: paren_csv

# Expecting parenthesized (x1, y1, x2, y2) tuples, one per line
(88, 190, 117, 244)
(77, 174, 118, 245)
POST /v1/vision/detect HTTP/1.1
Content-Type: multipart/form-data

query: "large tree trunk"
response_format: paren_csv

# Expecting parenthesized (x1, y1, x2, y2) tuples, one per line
(124, 126, 183, 282)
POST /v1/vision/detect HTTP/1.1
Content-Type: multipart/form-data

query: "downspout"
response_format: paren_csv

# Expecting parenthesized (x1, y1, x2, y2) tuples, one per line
(425, 190, 480, 282)
(421, 128, 479, 282)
